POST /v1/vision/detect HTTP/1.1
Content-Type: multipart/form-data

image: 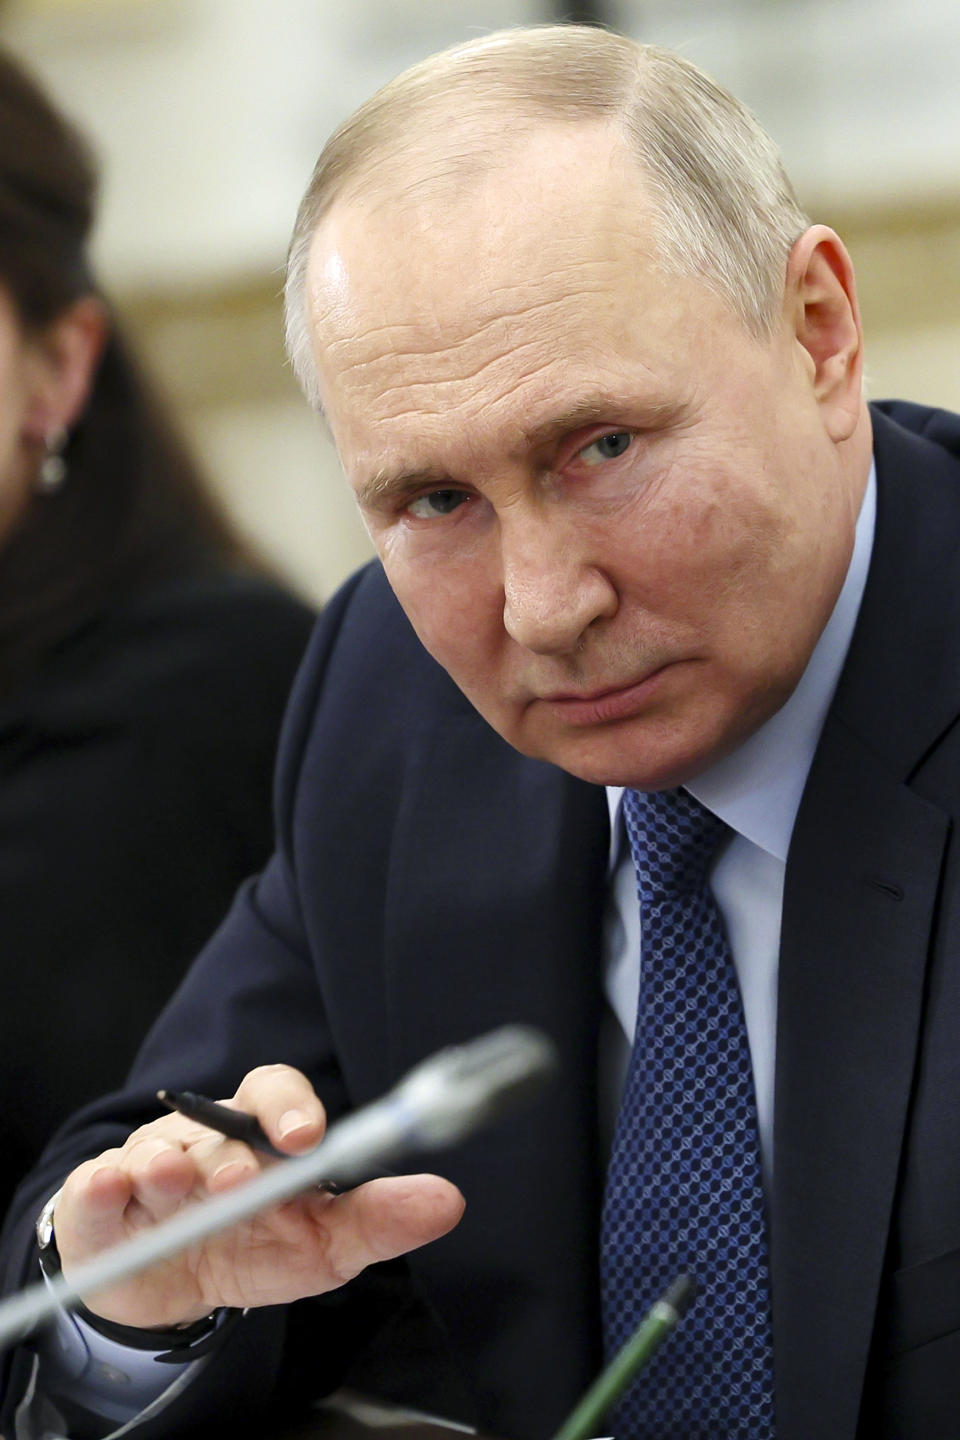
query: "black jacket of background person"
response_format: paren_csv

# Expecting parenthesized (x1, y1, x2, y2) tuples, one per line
(0, 571, 313, 1216)
(2, 402, 959, 1440)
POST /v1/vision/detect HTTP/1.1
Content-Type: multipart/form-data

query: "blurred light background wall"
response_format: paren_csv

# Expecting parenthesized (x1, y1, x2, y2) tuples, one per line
(2, 0, 957, 604)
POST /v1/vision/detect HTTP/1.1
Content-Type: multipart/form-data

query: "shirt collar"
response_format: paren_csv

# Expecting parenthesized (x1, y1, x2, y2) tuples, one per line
(607, 460, 877, 865)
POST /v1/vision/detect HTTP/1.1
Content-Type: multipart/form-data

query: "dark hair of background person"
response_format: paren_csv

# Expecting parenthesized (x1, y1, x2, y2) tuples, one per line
(0, 48, 257, 696)
(0, 48, 317, 1220)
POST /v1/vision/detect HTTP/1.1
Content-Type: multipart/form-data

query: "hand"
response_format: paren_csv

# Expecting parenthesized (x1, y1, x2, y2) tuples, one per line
(53, 1064, 465, 1330)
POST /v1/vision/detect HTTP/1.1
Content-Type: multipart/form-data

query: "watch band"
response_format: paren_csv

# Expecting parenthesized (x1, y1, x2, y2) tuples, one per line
(35, 1190, 240, 1362)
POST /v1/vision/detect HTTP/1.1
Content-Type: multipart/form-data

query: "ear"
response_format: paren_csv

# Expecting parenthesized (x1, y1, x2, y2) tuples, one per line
(21, 295, 109, 444)
(784, 225, 864, 443)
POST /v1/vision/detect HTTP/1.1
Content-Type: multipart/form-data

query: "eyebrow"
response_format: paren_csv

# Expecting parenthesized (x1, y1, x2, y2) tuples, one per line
(519, 396, 678, 451)
(356, 465, 452, 511)
(355, 393, 680, 510)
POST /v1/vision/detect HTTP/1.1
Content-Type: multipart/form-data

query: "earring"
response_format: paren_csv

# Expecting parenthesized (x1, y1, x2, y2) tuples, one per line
(37, 426, 67, 494)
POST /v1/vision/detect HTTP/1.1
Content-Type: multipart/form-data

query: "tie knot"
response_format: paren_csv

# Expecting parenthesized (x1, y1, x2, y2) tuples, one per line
(623, 787, 728, 900)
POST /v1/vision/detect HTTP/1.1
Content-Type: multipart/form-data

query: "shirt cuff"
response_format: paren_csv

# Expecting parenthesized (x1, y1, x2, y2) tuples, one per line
(13, 1233, 237, 1437)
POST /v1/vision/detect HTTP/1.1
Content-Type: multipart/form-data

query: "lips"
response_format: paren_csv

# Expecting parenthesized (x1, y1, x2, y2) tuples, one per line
(540, 666, 672, 726)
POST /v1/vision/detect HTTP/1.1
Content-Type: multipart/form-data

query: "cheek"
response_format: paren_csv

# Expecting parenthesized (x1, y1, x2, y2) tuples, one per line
(613, 474, 751, 610)
(618, 466, 797, 671)
(672, 451, 789, 571)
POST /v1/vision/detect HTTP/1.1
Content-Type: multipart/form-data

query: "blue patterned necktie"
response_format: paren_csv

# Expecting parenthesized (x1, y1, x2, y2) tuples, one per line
(600, 787, 776, 1439)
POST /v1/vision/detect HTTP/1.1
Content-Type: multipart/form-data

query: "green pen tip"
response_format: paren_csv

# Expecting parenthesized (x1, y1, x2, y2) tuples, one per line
(664, 1273, 697, 1317)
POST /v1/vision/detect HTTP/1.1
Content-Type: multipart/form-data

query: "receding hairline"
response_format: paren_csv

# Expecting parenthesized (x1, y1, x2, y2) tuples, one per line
(295, 28, 671, 229)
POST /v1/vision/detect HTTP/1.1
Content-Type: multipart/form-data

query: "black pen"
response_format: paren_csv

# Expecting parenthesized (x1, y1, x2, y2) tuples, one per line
(159, 1089, 355, 1193)
(158, 1088, 343, 1191)
(158, 1089, 294, 1162)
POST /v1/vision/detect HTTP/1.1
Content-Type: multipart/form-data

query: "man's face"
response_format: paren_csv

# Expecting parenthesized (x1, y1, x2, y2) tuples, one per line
(307, 125, 865, 790)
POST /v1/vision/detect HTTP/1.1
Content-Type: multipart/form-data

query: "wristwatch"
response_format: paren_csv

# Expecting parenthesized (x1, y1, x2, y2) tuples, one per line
(35, 1191, 238, 1363)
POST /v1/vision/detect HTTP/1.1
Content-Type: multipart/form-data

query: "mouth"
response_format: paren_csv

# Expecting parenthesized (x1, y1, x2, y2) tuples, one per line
(539, 666, 673, 727)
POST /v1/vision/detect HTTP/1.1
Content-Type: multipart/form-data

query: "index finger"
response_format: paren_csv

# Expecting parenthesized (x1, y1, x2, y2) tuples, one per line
(231, 1063, 327, 1155)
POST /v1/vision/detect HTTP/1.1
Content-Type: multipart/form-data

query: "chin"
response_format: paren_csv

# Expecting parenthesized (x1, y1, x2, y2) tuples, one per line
(533, 722, 725, 792)
(537, 745, 691, 793)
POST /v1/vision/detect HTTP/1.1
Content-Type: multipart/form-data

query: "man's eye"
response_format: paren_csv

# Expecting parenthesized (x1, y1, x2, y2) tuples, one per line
(407, 489, 469, 519)
(578, 431, 633, 466)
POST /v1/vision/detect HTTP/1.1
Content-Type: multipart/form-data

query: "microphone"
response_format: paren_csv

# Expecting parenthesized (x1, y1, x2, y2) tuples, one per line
(0, 1024, 558, 1352)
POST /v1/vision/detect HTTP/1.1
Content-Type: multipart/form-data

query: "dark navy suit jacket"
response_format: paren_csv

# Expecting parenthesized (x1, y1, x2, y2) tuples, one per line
(3, 402, 960, 1440)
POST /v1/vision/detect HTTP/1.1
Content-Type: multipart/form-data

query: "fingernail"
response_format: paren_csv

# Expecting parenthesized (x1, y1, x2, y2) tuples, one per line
(278, 1109, 310, 1138)
(212, 1159, 248, 1185)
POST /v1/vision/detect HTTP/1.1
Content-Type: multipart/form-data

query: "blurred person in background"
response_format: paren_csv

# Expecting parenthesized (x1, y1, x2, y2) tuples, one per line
(0, 48, 314, 1217)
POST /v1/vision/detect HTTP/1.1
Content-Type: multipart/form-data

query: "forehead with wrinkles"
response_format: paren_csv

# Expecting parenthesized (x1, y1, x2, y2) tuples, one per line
(304, 122, 669, 422)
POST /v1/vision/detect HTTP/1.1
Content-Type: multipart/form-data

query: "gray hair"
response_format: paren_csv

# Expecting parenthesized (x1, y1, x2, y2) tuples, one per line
(284, 25, 810, 408)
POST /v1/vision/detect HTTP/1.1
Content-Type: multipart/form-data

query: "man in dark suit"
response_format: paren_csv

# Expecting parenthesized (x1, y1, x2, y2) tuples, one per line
(3, 25, 959, 1440)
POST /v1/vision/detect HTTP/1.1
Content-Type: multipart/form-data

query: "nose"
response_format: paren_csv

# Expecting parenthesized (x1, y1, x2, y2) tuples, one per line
(500, 514, 617, 654)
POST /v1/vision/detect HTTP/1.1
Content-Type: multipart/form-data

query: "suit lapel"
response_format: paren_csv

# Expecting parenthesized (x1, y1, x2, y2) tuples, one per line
(772, 718, 948, 1440)
(382, 707, 610, 1434)
(773, 407, 960, 1438)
